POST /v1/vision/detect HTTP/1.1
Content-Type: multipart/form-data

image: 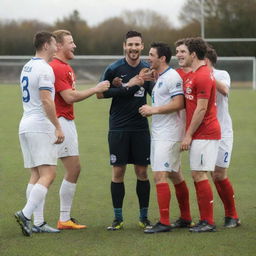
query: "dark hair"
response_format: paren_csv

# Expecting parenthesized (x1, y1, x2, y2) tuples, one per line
(33, 31, 55, 51)
(125, 30, 142, 42)
(175, 38, 186, 47)
(150, 42, 172, 64)
(184, 37, 207, 60)
(205, 45, 217, 66)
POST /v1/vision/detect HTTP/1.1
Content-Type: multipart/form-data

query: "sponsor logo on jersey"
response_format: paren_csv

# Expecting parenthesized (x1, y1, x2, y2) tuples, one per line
(134, 87, 145, 97)
(69, 72, 76, 89)
(120, 74, 127, 78)
(176, 82, 182, 88)
(186, 87, 192, 94)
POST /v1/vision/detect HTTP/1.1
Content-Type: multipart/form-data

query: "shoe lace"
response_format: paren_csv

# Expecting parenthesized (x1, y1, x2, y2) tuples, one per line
(70, 218, 79, 224)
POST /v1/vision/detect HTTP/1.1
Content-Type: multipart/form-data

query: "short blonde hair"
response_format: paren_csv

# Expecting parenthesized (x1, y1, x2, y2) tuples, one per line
(52, 30, 71, 44)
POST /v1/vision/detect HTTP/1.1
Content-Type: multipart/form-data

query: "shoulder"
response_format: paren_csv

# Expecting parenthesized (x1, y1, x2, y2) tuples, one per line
(164, 68, 182, 82)
(140, 59, 150, 68)
(108, 58, 126, 71)
(50, 59, 70, 76)
(37, 60, 53, 74)
(214, 68, 230, 80)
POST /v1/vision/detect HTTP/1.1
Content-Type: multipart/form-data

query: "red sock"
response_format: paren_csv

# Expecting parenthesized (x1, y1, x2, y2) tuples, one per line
(174, 181, 192, 221)
(214, 178, 238, 219)
(194, 180, 214, 225)
(156, 183, 171, 226)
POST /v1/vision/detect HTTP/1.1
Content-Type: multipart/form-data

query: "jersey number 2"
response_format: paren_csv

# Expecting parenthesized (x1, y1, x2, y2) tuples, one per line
(224, 152, 229, 163)
(22, 76, 30, 102)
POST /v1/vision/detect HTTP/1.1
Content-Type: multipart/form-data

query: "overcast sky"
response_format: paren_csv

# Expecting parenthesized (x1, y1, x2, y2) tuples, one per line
(1, 0, 186, 27)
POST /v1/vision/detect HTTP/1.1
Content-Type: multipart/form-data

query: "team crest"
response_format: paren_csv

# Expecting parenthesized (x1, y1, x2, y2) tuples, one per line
(110, 154, 117, 164)
(164, 162, 170, 168)
(157, 82, 163, 88)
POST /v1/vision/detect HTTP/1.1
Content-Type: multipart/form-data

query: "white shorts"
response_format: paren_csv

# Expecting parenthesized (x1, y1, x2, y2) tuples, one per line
(216, 137, 233, 168)
(151, 140, 181, 172)
(19, 132, 57, 168)
(190, 140, 220, 171)
(57, 117, 79, 158)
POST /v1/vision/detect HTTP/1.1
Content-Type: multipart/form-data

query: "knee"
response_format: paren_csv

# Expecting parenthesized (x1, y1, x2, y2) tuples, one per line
(212, 170, 226, 181)
(137, 171, 148, 180)
(135, 166, 148, 180)
(191, 171, 207, 182)
(154, 172, 167, 184)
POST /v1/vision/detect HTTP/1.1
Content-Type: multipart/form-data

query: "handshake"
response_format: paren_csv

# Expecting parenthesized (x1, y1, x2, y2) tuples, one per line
(112, 68, 156, 88)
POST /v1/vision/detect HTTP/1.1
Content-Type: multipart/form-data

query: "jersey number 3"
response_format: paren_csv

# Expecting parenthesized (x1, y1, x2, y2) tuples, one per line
(22, 76, 30, 102)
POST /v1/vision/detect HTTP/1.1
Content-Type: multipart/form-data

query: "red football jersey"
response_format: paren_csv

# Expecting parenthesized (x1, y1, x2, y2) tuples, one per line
(183, 65, 221, 140)
(176, 68, 191, 82)
(50, 58, 75, 120)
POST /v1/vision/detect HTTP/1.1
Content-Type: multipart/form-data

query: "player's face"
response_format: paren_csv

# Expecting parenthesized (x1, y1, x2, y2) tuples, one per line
(123, 37, 144, 62)
(148, 48, 161, 70)
(60, 35, 76, 60)
(176, 44, 192, 68)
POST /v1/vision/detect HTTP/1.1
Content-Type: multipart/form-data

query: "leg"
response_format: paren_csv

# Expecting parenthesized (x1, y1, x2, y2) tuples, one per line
(144, 171, 171, 234)
(16, 165, 56, 236)
(27, 168, 45, 227)
(134, 165, 151, 226)
(189, 171, 216, 232)
(154, 171, 171, 226)
(59, 156, 80, 221)
(168, 170, 193, 227)
(212, 166, 240, 227)
(57, 156, 86, 229)
(107, 165, 126, 230)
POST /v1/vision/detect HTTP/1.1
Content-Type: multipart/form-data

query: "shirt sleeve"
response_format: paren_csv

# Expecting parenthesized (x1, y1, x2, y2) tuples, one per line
(168, 71, 184, 98)
(216, 70, 231, 88)
(38, 65, 54, 92)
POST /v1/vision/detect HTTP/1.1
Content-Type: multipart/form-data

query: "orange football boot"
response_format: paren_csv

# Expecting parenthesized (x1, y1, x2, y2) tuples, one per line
(57, 218, 87, 230)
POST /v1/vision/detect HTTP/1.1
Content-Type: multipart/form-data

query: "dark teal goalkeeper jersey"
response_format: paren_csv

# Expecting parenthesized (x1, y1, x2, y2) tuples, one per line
(101, 58, 153, 131)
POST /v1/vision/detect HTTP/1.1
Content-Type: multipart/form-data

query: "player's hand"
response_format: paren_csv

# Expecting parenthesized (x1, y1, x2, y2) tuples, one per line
(112, 77, 122, 87)
(55, 128, 65, 144)
(95, 80, 110, 93)
(126, 75, 144, 87)
(180, 134, 192, 151)
(139, 104, 153, 117)
(139, 68, 157, 81)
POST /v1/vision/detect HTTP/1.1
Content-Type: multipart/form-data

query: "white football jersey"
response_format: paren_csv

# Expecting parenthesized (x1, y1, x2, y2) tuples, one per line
(19, 58, 55, 134)
(213, 68, 233, 137)
(151, 67, 185, 141)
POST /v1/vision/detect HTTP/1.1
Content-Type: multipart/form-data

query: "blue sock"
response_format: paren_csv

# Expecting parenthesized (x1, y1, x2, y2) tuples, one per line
(114, 208, 123, 221)
(140, 207, 148, 221)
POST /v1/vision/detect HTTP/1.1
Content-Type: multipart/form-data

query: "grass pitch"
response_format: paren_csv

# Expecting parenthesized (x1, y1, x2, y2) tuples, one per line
(0, 85, 255, 256)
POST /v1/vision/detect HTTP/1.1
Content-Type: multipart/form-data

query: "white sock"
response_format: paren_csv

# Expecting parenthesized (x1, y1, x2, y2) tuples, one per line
(59, 179, 76, 222)
(26, 184, 34, 200)
(33, 198, 45, 226)
(25, 183, 45, 226)
(22, 184, 48, 220)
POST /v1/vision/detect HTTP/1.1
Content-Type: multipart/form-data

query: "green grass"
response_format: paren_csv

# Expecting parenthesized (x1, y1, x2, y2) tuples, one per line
(0, 85, 255, 256)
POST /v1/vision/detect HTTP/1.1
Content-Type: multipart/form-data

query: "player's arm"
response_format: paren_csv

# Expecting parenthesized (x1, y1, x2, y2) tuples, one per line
(60, 80, 110, 104)
(181, 98, 208, 151)
(97, 76, 144, 99)
(40, 89, 64, 144)
(215, 79, 229, 96)
(214, 71, 230, 96)
(139, 95, 184, 117)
